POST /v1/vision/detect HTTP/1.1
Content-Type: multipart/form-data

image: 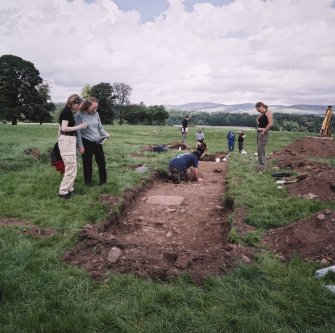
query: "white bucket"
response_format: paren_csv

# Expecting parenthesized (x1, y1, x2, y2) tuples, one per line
(215, 158, 220, 163)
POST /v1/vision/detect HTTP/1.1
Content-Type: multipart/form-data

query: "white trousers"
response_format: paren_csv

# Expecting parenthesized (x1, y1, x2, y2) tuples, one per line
(58, 135, 77, 195)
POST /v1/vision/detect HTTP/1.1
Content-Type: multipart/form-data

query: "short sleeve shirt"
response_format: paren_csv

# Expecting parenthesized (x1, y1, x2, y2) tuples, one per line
(59, 107, 75, 127)
(169, 153, 198, 172)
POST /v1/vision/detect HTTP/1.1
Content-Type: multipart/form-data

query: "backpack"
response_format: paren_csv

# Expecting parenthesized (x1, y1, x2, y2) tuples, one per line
(51, 142, 65, 174)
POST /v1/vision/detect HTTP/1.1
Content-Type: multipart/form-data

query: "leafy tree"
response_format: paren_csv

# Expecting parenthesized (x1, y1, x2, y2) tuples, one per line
(123, 104, 147, 124)
(90, 82, 115, 124)
(0, 54, 54, 124)
(123, 103, 169, 125)
(81, 84, 92, 98)
(112, 82, 132, 125)
(146, 105, 169, 125)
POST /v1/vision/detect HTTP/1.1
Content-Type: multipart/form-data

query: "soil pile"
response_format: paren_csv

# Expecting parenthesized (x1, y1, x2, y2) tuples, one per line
(263, 209, 335, 263)
(270, 136, 335, 201)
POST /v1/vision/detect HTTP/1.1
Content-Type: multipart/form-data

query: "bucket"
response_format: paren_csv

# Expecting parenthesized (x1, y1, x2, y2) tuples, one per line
(215, 158, 220, 163)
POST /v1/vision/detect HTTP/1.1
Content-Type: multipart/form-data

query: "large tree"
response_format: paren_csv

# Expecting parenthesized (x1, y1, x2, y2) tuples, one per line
(112, 82, 132, 125)
(0, 55, 54, 124)
(90, 82, 115, 124)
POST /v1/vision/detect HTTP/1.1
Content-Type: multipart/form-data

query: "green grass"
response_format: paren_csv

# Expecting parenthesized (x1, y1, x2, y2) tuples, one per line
(0, 123, 334, 333)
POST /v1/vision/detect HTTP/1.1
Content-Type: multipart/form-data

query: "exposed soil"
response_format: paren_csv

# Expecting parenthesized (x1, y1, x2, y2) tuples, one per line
(3, 136, 335, 283)
(0, 218, 56, 237)
(270, 136, 335, 201)
(62, 136, 335, 282)
(263, 136, 335, 263)
(63, 161, 256, 284)
(263, 209, 335, 263)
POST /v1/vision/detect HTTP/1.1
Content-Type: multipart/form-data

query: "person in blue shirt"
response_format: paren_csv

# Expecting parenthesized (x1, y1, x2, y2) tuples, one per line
(168, 151, 200, 183)
(227, 130, 235, 152)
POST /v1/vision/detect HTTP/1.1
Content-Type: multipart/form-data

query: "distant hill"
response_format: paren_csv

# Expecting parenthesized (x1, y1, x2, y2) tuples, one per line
(165, 102, 328, 116)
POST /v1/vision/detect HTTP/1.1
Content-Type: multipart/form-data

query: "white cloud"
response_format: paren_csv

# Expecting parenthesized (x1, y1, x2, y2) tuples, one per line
(0, 0, 334, 105)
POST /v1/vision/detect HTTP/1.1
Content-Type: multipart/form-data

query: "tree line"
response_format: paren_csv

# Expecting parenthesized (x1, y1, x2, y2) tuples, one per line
(0, 54, 330, 133)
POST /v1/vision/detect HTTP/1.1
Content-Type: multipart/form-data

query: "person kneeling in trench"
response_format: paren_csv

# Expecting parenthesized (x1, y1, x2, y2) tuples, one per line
(168, 151, 200, 184)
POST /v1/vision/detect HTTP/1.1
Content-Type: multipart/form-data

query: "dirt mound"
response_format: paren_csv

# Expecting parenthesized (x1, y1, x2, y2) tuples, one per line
(63, 162, 256, 284)
(23, 147, 41, 159)
(0, 218, 56, 237)
(270, 136, 335, 201)
(262, 209, 335, 263)
(166, 141, 189, 150)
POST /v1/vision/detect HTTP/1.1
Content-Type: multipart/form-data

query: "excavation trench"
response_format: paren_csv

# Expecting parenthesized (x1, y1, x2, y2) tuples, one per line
(63, 161, 256, 284)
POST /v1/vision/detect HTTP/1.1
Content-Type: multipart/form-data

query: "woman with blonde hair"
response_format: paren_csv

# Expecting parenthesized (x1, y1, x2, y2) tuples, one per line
(255, 101, 273, 172)
(58, 94, 87, 199)
(76, 97, 110, 186)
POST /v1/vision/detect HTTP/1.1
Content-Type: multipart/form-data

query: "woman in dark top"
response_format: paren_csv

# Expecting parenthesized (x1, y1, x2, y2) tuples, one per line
(58, 94, 87, 199)
(255, 101, 273, 172)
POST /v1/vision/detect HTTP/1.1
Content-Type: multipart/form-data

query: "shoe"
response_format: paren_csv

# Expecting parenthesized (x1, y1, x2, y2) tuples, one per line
(99, 182, 106, 186)
(69, 190, 77, 196)
(85, 183, 93, 187)
(59, 193, 71, 200)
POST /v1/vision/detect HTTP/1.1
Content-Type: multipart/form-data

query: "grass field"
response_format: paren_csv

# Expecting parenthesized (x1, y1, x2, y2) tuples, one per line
(0, 123, 334, 333)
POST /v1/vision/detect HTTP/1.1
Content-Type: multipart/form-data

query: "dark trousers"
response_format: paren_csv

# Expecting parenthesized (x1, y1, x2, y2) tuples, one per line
(238, 141, 244, 152)
(228, 140, 235, 152)
(82, 138, 107, 185)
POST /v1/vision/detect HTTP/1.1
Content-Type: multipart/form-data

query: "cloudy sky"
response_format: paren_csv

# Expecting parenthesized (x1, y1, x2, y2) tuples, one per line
(1, 0, 334, 106)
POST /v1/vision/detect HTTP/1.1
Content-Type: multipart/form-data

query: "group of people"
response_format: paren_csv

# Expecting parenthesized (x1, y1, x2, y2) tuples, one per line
(58, 97, 273, 196)
(58, 94, 110, 199)
(226, 130, 246, 153)
(170, 101, 273, 183)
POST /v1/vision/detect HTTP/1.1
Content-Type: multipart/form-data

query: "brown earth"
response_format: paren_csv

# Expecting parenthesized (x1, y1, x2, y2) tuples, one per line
(62, 136, 335, 281)
(263, 209, 335, 263)
(63, 161, 256, 284)
(2, 137, 335, 283)
(263, 136, 335, 263)
(270, 136, 335, 201)
(0, 218, 56, 237)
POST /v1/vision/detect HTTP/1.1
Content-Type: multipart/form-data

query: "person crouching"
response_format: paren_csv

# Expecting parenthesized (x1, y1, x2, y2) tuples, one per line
(168, 151, 200, 184)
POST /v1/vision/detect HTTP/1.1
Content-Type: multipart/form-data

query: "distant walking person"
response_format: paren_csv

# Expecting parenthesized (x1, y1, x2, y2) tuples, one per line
(237, 131, 246, 153)
(255, 101, 273, 172)
(227, 130, 235, 152)
(181, 115, 190, 144)
(58, 94, 87, 199)
(76, 97, 110, 186)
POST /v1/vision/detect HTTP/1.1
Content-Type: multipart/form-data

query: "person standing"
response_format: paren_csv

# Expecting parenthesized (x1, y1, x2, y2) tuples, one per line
(76, 97, 110, 186)
(227, 130, 235, 152)
(237, 131, 246, 153)
(255, 101, 273, 172)
(58, 94, 87, 199)
(181, 115, 190, 144)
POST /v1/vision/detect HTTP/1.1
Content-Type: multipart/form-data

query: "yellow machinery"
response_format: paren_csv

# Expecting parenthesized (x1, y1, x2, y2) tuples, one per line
(320, 106, 333, 137)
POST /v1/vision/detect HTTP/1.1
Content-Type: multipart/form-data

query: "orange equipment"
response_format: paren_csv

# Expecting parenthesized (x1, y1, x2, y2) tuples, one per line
(320, 106, 333, 137)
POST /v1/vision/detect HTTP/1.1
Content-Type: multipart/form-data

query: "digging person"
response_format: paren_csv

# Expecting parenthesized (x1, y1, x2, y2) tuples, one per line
(168, 151, 200, 183)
